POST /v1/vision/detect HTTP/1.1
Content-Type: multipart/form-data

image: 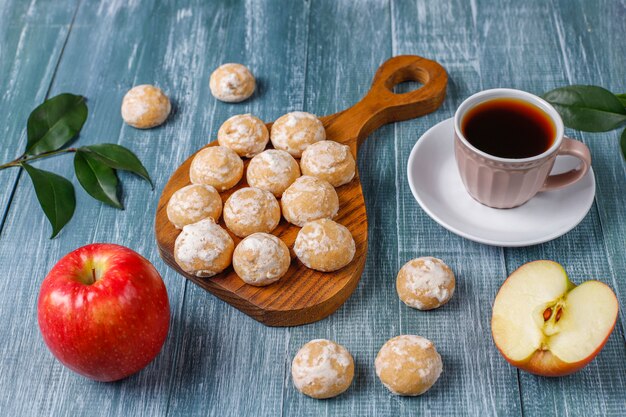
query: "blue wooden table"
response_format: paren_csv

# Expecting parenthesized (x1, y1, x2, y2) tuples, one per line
(1, 0, 625, 415)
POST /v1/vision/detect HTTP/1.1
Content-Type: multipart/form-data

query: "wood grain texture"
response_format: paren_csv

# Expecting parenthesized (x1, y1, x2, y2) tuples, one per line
(0, 1, 192, 415)
(166, 2, 310, 415)
(155, 54, 446, 326)
(0, 0, 81, 414)
(282, 1, 402, 415)
(391, 0, 523, 415)
(0, 0, 625, 416)
(0, 0, 79, 231)
(498, 0, 626, 415)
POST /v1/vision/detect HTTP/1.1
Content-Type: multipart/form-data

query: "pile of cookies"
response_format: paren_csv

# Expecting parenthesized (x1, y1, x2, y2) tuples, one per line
(166, 110, 358, 286)
(127, 63, 458, 399)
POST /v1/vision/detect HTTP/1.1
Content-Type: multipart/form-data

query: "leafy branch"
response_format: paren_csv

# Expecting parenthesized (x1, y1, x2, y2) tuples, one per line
(0, 93, 152, 238)
(542, 85, 626, 158)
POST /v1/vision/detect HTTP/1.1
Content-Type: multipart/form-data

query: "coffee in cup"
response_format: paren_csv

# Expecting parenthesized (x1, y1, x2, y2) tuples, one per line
(454, 89, 591, 209)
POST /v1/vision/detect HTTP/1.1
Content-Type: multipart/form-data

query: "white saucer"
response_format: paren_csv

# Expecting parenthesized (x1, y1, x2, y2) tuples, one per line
(407, 118, 595, 247)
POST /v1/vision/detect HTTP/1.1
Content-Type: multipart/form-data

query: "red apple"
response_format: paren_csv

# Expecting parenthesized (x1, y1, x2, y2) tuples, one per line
(38, 243, 170, 382)
(491, 260, 618, 377)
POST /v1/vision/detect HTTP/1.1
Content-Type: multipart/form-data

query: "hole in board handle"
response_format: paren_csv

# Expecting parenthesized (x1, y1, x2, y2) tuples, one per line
(392, 80, 424, 95)
(383, 65, 429, 95)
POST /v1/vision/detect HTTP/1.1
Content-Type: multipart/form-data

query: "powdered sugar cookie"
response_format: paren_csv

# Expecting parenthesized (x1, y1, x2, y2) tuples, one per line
(223, 187, 281, 238)
(270, 111, 325, 157)
(396, 257, 455, 310)
(189, 146, 243, 191)
(174, 218, 234, 277)
(281, 176, 338, 227)
(291, 339, 354, 399)
(167, 184, 222, 229)
(233, 233, 290, 286)
(217, 114, 269, 158)
(293, 218, 355, 272)
(300, 140, 355, 187)
(375, 335, 442, 396)
(209, 63, 255, 103)
(121, 84, 171, 129)
(246, 149, 300, 197)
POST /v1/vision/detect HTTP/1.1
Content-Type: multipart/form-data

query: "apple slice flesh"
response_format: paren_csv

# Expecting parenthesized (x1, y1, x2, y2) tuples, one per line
(491, 260, 618, 377)
(548, 281, 618, 363)
(491, 261, 572, 362)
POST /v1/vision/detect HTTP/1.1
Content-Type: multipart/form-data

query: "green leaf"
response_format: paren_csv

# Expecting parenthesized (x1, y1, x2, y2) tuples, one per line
(616, 93, 626, 109)
(21, 163, 75, 238)
(542, 85, 626, 132)
(74, 150, 122, 209)
(621, 128, 626, 161)
(26, 94, 88, 156)
(82, 144, 152, 188)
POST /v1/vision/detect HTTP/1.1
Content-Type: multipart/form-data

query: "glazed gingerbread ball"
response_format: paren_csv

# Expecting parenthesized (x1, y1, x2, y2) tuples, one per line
(396, 257, 455, 310)
(209, 63, 255, 102)
(294, 218, 355, 272)
(291, 339, 354, 399)
(189, 145, 243, 191)
(281, 176, 339, 227)
(166, 184, 222, 229)
(121, 84, 171, 129)
(217, 114, 269, 158)
(300, 140, 356, 187)
(246, 149, 301, 197)
(223, 187, 281, 238)
(270, 111, 326, 157)
(174, 218, 234, 277)
(233, 233, 291, 286)
(375, 335, 442, 396)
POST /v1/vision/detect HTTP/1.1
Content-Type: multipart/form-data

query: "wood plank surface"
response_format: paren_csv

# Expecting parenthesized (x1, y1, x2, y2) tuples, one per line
(471, 0, 626, 415)
(0, 0, 81, 414)
(0, 0, 624, 416)
(0, 0, 190, 415)
(0, 0, 79, 230)
(391, 0, 523, 415)
(165, 1, 309, 415)
(508, 1, 626, 415)
(281, 1, 399, 415)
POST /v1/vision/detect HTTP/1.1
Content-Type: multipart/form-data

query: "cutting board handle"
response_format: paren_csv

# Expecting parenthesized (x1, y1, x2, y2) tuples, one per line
(325, 55, 448, 145)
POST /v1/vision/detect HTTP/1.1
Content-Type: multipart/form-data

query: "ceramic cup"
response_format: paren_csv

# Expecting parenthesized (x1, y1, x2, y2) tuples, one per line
(453, 88, 591, 209)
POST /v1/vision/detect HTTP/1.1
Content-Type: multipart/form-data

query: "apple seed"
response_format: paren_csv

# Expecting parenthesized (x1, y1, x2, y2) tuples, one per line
(555, 307, 563, 322)
(543, 307, 552, 321)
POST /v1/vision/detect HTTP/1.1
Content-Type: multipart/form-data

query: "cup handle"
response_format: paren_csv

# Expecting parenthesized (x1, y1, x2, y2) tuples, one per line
(540, 137, 591, 191)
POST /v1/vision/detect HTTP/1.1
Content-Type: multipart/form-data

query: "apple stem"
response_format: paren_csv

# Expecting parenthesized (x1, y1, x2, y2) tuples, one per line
(91, 268, 97, 284)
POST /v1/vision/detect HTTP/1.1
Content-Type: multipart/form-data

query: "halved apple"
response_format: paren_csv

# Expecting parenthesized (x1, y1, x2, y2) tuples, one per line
(491, 260, 618, 377)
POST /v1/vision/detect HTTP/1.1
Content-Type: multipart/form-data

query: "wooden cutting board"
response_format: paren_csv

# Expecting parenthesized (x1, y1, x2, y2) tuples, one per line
(155, 55, 447, 326)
